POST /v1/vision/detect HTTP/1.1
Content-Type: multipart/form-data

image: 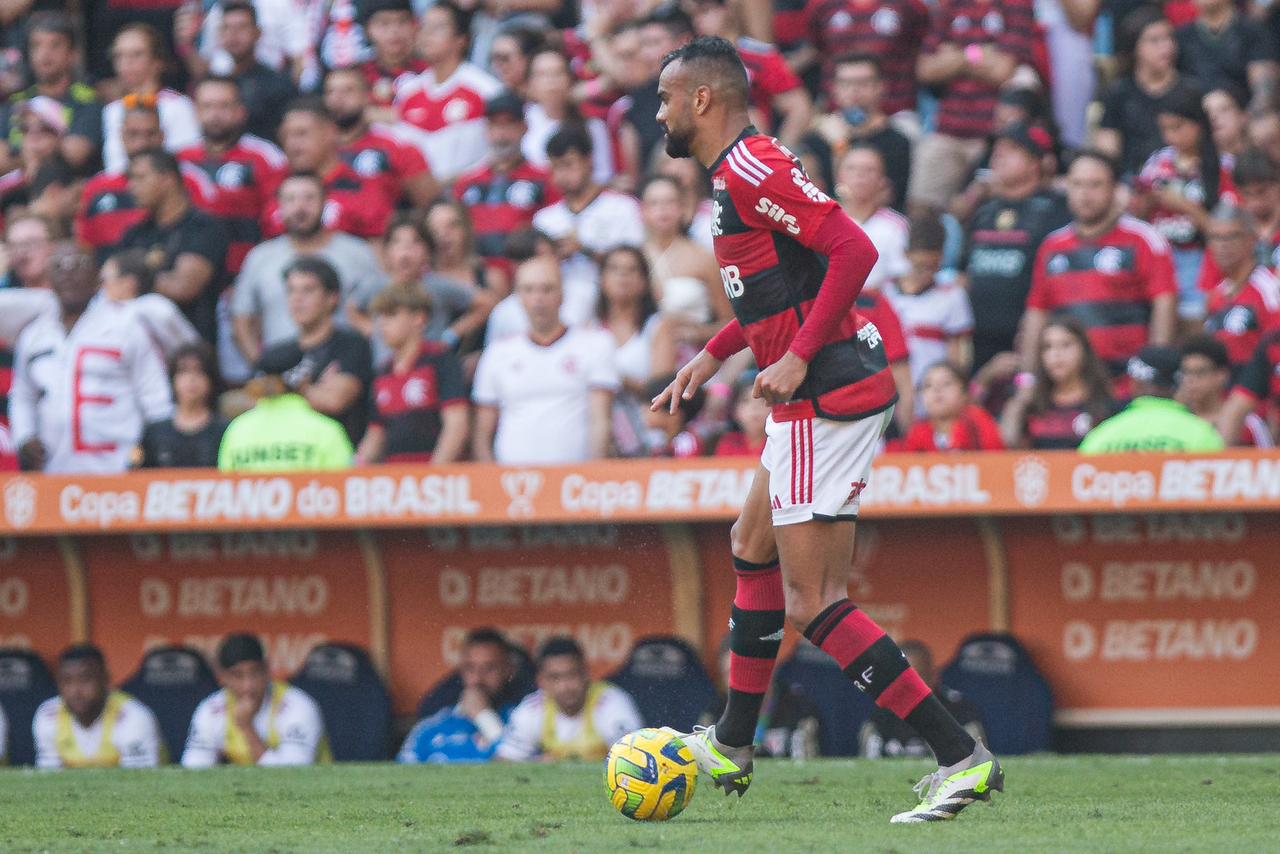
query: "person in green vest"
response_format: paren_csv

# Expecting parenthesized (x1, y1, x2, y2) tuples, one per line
(217, 343, 354, 471)
(1079, 346, 1225, 454)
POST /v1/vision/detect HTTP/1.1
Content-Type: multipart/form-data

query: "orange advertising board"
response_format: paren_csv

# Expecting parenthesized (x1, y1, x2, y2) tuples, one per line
(4, 451, 1280, 535)
(78, 532, 374, 682)
(0, 536, 73, 661)
(382, 525, 678, 715)
(1005, 513, 1280, 725)
(697, 520, 993, 675)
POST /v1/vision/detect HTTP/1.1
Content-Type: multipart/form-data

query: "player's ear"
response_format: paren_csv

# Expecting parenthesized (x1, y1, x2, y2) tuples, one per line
(693, 83, 712, 116)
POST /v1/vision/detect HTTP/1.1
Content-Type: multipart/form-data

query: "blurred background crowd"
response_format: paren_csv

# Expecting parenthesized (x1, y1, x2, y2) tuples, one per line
(1, 0, 1280, 473)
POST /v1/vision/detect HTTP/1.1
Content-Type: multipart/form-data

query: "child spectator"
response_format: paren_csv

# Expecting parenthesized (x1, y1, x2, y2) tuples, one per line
(356, 285, 469, 465)
(643, 374, 706, 458)
(884, 214, 974, 405)
(999, 319, 1119, 450)
(714, 375, 768, 459)
(136, 343, 228, 468)
(891, 362, 1005, 452)
(100, 249, 201, 359)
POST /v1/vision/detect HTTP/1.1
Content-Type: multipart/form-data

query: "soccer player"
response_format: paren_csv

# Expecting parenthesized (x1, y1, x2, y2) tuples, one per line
(33, 644, 162, 769)
(182, 634, 329, 767)
(651, 37, 1002, 823)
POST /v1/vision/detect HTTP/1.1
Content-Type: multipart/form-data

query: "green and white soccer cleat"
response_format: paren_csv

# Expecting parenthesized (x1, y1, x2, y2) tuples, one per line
(890, 741, 1004, 823)
(659, 725, 755, 797)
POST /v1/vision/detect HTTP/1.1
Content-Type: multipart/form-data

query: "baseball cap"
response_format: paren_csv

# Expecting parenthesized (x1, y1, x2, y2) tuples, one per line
(1127, 346, 1181, 389)
(485, 91, 526, 119)
(217, 633, 265, 669)
(996, 122, 1054, 158)
(20, 96, 69, 136)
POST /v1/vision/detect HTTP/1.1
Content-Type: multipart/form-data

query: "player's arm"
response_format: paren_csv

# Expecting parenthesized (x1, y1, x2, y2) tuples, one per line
(433, 404, 470, 465)
(471, 405, 499, 462)
(588, 388, 614, 459)
(651, 323, 741, 415)
(180, 701, 222, 768)
(258, 697, 324, 766)
(1149, 293, 1176, 347)
(155, 253, 215, 306)
(493, 700, 541, 762)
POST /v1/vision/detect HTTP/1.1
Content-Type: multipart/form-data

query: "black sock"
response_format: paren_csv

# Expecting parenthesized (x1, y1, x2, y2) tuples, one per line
(716, 557, 785, 748)
(906, 696, 976, 767)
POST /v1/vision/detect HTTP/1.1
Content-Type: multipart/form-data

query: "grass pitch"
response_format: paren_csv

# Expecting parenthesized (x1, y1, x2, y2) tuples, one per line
(1, 755, 1276, 852)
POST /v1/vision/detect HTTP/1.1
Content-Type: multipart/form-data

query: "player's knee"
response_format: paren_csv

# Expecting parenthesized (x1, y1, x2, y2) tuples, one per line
(730, 519, 775, 565)
(783, 582, 824, 630)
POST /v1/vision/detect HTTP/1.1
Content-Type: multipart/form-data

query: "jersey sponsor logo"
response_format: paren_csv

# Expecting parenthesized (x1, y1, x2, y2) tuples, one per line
(847, 479, 868, 504)
(857, 322, 883, 349)
(790, 168, 830, 204)
(754, 196, 801, 235)
(720, 264, 744, 298)
(871, 8, 900, 34)
(711, 200, 724, 237)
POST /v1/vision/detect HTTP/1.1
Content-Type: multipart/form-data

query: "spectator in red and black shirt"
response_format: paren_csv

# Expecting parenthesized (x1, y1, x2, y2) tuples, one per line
(798, 0, 929, 118)
(687, 0, 813, 150)
(454, 92, 559, 261)
(891, 362, 1004, 451)
(1023, 151, 1178, 380)
(1197, 147, 1280, 290)
(179, 77, 287, 276)
(1181, 334, 1272, 448)
(266, 98, 392, 240)
(360, 0, 427, 114)
(1202, 203, 1280, 371)
(324, 67, 439, 211)
(356, 284, 468, 465)
(911, 0, 1039, 212)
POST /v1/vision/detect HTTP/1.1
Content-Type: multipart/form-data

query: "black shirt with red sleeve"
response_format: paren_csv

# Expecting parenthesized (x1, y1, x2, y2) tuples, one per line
(805, 0, 929, 114)
(454, 160, 559, 259)
(178, 134, 287, 275)
(340, 125, 431, 210)
(77, 166, 215, 254)
(262, 162, 392, 240)
(922, 0, 1039, 139)
(1025, 400, 1120, 450)
(709, 128, 896, 421)
(369, 342, 467, 462)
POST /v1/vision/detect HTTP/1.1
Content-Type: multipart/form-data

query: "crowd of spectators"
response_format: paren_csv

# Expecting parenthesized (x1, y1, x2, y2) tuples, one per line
(3, 0, 1280, 473)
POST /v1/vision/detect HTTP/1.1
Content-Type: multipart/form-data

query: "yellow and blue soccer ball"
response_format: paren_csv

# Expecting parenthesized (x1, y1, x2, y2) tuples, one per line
(604, 728, 698, 821)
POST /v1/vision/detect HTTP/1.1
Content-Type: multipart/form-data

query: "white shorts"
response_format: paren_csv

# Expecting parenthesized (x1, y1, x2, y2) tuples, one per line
(761, 407, 893, 525)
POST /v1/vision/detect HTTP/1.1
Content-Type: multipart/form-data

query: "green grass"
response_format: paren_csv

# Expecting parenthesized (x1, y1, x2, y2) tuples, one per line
(1, 756, 1277, 852)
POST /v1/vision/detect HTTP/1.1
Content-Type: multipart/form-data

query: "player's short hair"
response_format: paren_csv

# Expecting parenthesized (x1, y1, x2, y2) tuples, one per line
(59, 643, 106, 670)
(284, 255, 342, 294)
(537, 636, 585, 667)
(197, 74, 243, 102)
(168, 341, 220, 394)
(370, 282, 433, 317)
(130, 147, 182, 181)
(218, 634, 266, 669)
(1234, 148, 1279, 187)
(222, 0, 259, 25)
(107, 248, 155, 295)
(907, 213, 947, 254)
(546, 123, 593, 159)
(661, 36, 750, 111)
(464, 628, 511, 653)
(283, 96, 335, 125)
(1180, 333, 1230, 371)
(27, 11, 77, 49)
(1067, 148, 1120, 182)
(834, 53, 882, 77)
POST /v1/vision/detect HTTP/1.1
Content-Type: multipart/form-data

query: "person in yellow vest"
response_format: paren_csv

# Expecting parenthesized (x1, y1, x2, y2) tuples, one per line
(181, 634, 329, 767)
(33, 644, 162, 769)
(495, 637, 642, 762)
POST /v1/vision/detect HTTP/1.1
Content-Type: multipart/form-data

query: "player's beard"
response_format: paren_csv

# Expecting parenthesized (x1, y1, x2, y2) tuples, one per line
(665, 126, 693, 159)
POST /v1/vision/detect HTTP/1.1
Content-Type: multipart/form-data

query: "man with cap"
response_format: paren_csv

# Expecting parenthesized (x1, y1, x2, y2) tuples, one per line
(959, 122, 1071, 370)
(1078, 346, 1224, 453)
(33, 644, 162, 769)
(182, 634, 329, 767)
(323, 66, 439, 211)
(454, 91, 559, 261)
(0, 97, 71, 213)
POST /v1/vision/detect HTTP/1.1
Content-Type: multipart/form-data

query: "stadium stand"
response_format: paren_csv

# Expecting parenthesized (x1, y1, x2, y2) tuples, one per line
(291, 643, 392, 761)
(120, 645, 218, 763)
(941, 633, 1055, 754)
(608, 636, 716, 731)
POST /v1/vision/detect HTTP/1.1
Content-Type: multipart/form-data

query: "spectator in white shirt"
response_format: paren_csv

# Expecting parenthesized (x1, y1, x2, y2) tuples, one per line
(835, 144, 909, 291)
(496, 636, 642, 762)
(182, 634, 328, 768)
(102, 25, 200, 174)
(11, 243, 173, 474)
(522, 48, 615, 185)
(33, 644, 162, 769)
(100, 248, 201, 359)
(472, 256, 619, 464)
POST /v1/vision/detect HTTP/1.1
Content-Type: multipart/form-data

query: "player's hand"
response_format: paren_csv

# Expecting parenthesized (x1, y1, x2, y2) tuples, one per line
(18, 439, 46, 472)
(231, 697, 257, 730)
(652, 349, 723, 414)
(753, 351, 809, 404)
(458, 686, 491, 720)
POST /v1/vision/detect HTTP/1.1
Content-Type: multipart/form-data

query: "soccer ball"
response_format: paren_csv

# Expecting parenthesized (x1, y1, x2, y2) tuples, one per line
(604, 728, 698, 821)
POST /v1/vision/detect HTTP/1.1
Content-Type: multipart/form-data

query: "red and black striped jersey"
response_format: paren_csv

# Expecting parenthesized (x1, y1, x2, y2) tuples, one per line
(75, 166, 215, 253)
(340, 125, 431, 210)
(804, 0, 929, 115)
(1028, 216, 1177, 372)
(454, 159, 560, 259)
(773, 0, 811, 52)
(735, 37, 804, 120)
(922, 0, 1039, 139)
(262, 162, 392, 240)
(854, 289, 908, 364)
(369, 341, 468, 463)
(1204, 266, 1280, 370)
(710, 129, 896, 421)
(178, 134, 287, 275)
